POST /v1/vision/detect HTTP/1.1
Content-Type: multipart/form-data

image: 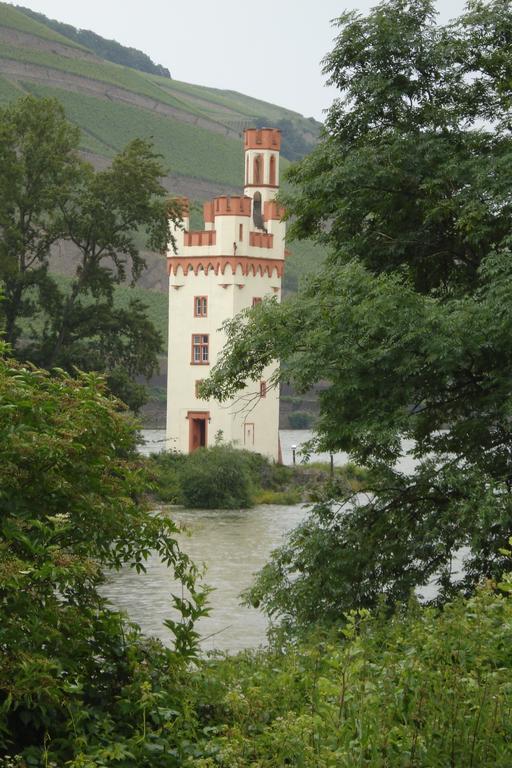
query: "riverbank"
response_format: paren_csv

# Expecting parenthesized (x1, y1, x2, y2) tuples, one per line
(144, 445, 368, 508)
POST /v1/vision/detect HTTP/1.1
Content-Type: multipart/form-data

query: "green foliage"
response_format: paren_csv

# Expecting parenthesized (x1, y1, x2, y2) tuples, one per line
(148, 450, 188, 504)
(288, 410, 312, 428)
(186, 587, 512, 767)
(202, 0, 512, 629)
(148, 446, 363, 508)
(0, 95, 81, 347)
(34, 273, 169, 352)
(179, 445, 254, 509)
(252, 488, 301, 505)
(17, 5, 172, 77)
(0, 345, 208, 764)
(22, 81, 244, 187)
(0, 95, 179, 411)
(0, 75, 25, 105)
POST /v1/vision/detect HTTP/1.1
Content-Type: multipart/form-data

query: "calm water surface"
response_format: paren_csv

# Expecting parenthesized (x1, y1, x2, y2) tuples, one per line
(101, 503, 308, 653)
(102, 430, 421, 652)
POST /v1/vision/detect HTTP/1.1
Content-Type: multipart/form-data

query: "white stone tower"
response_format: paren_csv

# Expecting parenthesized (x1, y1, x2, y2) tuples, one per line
(166, 127, 285, 460)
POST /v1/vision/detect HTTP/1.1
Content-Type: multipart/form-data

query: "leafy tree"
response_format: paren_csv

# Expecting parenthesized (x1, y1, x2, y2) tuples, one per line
(0, 96, 181, 410)
(0, 96, 80, 347)
(202, 0, 512, 628)
(0, 344, 208, 763)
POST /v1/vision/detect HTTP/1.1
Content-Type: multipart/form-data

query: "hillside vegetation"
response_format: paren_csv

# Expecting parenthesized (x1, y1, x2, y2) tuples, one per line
(0, 2, 326, 272)
(17, 5, 172, 77)
(0, 3, 320, 168)
(0, 2, 327, 424)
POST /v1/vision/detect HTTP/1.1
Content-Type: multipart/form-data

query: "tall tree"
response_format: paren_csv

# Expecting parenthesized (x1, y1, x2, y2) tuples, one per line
(202, 0, 512, 629)
(0, 96, 80, 346)
(0, 96, 181, 410)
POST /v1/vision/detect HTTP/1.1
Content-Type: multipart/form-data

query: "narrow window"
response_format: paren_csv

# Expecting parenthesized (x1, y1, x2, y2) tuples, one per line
(252, 191, 263, 228)
(194, 296, 207, 317)
(260, 381, 267, 398)
(252, 297, 262, 306)
(244, 422, 255, 445)
(195, 380, 204, 398)
(191, 334, 209, 364)
(253, 154, 262, 184)
(269, 154, 276, 186)
(239, 223, 243, 241)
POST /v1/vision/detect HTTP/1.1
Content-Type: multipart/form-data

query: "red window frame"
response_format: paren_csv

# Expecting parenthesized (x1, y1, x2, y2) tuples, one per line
(252, 297, 262, 306)
(260, 380, 267, 398)
(191, 334, 209, 365)
(194, 295, 208, 317)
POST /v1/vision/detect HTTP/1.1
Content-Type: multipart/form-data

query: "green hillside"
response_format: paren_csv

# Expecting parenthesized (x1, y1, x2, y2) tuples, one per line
(0, 3, 320, 166)
(20, 81, 246, 187)
(0, 0, 324, 257)
(17, 5, 171, 77)
(0, 1, 327, 423)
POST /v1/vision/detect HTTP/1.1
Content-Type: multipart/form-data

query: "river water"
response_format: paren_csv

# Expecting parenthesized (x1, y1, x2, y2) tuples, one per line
(102, 503, 307, 653)
(101, 430, 420, 653)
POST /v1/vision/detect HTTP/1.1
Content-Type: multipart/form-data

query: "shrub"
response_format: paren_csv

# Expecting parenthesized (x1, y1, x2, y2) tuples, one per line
(189, 586, 512, 767)
(289, 411, 313, 428)
(0, 346, 207, 763)
(148, 449, 188, 503)
(179, 445, 254, 508)
(252, 488, 302, 505)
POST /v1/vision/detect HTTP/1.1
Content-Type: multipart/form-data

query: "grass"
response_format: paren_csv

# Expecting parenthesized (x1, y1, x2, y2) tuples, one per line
(252, 488, 302, 505)
(0, 73, 26, 103)
(0, 2, 85, 47)
(0, 40, 204, 113)
(20, 81, 244, 186)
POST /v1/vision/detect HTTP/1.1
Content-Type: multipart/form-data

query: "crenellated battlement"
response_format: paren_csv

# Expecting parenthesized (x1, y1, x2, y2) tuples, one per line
(249, 231, 274, 249)
(184, 230, 216, 247)
(212, 195, 252, 217)
(263, 200, 285, 221)
(244, 127, 281, 151)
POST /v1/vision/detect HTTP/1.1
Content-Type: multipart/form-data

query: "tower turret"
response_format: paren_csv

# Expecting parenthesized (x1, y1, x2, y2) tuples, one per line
(244, 128, 281, 231)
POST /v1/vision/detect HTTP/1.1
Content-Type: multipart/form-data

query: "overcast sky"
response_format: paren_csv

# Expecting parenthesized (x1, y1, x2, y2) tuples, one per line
(6, 0, 468, 120)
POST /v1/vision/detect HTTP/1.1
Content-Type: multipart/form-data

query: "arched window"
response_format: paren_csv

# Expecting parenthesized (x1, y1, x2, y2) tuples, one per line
(252, 191, 263, 229)
(269, 155, 276, 186)
(253, 154, 263, 185)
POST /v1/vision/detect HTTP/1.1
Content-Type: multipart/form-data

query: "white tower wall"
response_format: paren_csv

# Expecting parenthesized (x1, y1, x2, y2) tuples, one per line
(166, 128, 285, 461)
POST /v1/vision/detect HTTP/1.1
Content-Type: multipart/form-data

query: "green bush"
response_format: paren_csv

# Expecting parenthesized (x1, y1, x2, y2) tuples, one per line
(148, 449, 188, 503)
(179, 445, 254, 509)
(288, 410, 313, 428)
(188, 586, 512, 767)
